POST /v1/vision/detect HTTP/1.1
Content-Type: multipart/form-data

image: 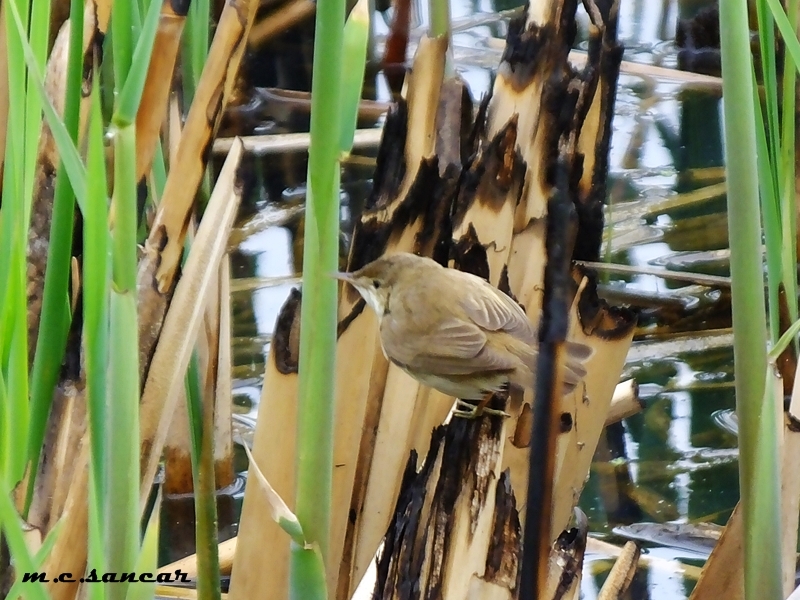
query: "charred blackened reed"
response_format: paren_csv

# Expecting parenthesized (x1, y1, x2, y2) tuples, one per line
(521, 159, 577, 600)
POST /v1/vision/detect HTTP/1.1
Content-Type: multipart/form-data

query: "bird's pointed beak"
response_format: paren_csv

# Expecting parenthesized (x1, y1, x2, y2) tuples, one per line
(330, 271, 355, 285)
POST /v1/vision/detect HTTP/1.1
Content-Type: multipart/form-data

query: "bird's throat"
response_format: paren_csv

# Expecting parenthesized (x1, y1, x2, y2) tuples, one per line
(361, 288, 387, 318)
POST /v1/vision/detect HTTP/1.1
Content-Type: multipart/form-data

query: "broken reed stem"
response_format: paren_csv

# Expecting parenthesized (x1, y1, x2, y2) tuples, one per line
(249, 0, 316, 46)
(213, 128, 383, 156)
(522, 160, 577, 600)
(596, 541, 640, 600)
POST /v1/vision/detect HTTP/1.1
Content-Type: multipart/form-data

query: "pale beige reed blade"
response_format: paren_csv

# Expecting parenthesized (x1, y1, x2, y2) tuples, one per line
(780, 368, 800, 597)
(248, 0, 315, 47)
(228, 291, 300, 600)
(688, 502, 744, 600)
(40, 438, 89, 600)
(215, 257, 235, 487)
(139, 139, 245, 509)
(163, 229, 234, 494)
(596, 541, 639, 600)
(134, 0, 187, 181)
(137, 0, 257, 387)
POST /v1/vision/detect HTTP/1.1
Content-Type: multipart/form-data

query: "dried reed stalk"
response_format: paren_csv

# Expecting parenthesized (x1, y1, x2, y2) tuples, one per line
(248, 0, 315, 46)
(134, 0, 188, 181)
(41, 438, 89, 600)
(164, 220, 235, 494)
(688, 502, 744, 600)
(215, 257, 235, 487)
(139, 139, 245, 508)
(596, 541, 639, 600)
(136, 0, 256, 388)
(136, 0, 256, 507)
(163, 243, 234, 494)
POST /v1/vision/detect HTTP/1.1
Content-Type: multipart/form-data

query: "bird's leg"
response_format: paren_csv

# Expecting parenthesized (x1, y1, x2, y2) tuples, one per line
(452, 393, 510, 419)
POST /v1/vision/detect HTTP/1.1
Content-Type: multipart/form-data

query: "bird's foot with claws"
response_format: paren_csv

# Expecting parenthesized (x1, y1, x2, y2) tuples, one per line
(453, 398, 510, 419)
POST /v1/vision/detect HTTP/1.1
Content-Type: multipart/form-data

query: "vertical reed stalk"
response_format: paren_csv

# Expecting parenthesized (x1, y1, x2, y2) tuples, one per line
(428, 0, 452, 75)
(292, 0, 347, 593)
(106, 123, 140, 600)
(719, 2, 782, 599)
(27, 0, 84, 506)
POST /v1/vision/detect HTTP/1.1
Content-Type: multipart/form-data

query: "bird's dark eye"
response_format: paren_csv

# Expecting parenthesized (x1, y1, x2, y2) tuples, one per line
(373, 279, 381, 289)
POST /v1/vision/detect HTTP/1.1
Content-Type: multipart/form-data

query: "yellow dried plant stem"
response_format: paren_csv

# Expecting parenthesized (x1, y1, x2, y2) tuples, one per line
(147, 0, 255, 294)
(596, 541, 639, 600)
(41, 437, 90, 600)
(134, 0, 188, 181)
(228, 313, 300, 600)
(248, 0, 315, 47)
(138, 139, 244, 508)
(689, 503, 745, 600)
(214, 257, 235, 487)
(136, 0, 256, 387)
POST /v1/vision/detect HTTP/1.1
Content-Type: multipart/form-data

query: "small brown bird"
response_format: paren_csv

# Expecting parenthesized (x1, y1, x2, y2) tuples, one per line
(334, 252, 592, 418)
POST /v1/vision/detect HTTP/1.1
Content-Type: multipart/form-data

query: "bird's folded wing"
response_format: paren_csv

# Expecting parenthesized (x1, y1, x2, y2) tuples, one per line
(457, 280, 537, 344)
(380, 316, 518, 375)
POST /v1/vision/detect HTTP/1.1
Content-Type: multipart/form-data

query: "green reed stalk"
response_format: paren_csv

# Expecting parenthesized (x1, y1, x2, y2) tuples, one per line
(339, 0, 369, 155)
(0, 0, 52, 489)
(194, 377, 222, 600)
(86, 468, 106, 600)
(184, 315, 222, 600)
(719, 2, 782, 599)
(183, 0, 212, 206)
(4, 0, 99, 500)
(84, 79, 110, 600)
(428, 0, 450, 40)
(776, 0, 799, 323)
(23, 0, 51, 223)
(754, 0, 781, 340)
(84, 83, 110, 502)
(0, 488, 49, 600)
(428, 0, 452, 76)
(105, 123, 141, 600)
(184, 0, 210, 107)
(291, 0, 349, 593)
(0, 243, 27, 486)
(128, 491, 162, 600)
(27, 0, 85, 506)
(103, 1, 161, 594)
(113, 0, 135, 88)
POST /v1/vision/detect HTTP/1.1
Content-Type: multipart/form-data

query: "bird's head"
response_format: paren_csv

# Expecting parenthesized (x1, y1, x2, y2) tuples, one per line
(333, 253, 432, 317)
